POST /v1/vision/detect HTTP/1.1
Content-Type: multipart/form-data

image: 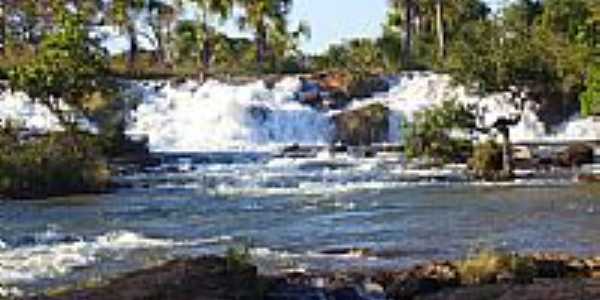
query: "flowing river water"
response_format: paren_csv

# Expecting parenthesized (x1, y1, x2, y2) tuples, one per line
(2, 154, 600, 297)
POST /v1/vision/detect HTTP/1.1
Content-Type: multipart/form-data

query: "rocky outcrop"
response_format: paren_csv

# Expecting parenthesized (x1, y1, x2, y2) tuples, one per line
(36, 256, 266, 300)
(32, 253, 600, 300)
(556, 143, 594, 167)
(298, 72, 390, 109)
(333, 103, 390, 146)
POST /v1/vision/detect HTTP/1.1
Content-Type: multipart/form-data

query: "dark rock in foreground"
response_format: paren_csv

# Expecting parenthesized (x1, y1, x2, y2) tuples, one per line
(34, 257, 265, 300)
(29, 253, 600, 300)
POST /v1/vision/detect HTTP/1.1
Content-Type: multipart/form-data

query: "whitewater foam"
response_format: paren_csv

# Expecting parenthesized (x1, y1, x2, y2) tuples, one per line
(127, 79, 333, 152)
(0, 230, 230, 285)
(0, 91, 63, 132)
(127, 72, 560, 152)
(0, 91, 97, 133)
(342, 72, 547, 143)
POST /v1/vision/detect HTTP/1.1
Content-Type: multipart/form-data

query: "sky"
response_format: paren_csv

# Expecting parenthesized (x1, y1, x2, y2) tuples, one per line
(289, 0, 389, 54)
(107, 0, 507, 55)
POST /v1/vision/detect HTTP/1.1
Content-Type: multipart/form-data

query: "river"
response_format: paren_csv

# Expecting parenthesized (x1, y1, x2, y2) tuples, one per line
(2, 154, 600, 297)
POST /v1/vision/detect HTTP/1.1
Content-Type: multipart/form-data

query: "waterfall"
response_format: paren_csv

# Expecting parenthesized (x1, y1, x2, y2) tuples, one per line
(1, 72, 598, 153)
(126, 78, 333, 152)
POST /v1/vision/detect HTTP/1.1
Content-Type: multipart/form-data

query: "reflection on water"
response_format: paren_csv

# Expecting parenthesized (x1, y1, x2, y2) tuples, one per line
(1, 155, 600, 295)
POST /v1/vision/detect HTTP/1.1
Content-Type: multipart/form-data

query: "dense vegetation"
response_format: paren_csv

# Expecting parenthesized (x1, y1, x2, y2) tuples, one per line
(404, 100, 475, 164)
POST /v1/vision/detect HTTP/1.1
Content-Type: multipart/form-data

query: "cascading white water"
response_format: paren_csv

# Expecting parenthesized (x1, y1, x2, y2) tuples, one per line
(0, 91, 63, 132)
(126, 78, 333, 152)
(344, 72, 548, 143)
(2, 72, 598, 152)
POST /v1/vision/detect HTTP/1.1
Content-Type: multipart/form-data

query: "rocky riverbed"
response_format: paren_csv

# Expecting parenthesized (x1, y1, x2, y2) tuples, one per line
(25, 253, 600, 300)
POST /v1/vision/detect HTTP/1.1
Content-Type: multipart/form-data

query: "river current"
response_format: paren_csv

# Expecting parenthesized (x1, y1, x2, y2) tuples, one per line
(2, 154, 600, 297)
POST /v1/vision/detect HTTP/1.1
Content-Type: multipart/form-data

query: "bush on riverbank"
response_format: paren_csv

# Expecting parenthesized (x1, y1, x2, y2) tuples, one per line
(457, 251, 537, 285)
(468, 141, 506, 180)
(404, 100, 475, 164)
(0, 129, 111, 199)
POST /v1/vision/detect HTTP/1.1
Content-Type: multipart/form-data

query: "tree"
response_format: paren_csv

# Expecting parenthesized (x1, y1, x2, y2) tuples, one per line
(147, 0, 178, 65)
(106, 0, 146, 70)
(404, 99, 475, 164)
(0, 0, 5, 56)
(237, 0, 293, 70)
(194, 0, 233, 78)
(581, 66, 600, 116)
(436, 0, 445, 59)
(8, 5, 113, 129)
(403, 0, 413, 66)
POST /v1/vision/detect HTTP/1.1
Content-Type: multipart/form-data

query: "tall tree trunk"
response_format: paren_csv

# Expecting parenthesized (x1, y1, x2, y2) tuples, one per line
(0, 0, 5, 57)
(127, 22, 138, 70)
(500, 126, 513, 178)
(154, 18, 165, 64)
(164, 21, 173, 67)
(403, 0, 412, 68)
(200, 9, 212, 82)
(256, 20, 267, 70)
(436, 0, 445, 59)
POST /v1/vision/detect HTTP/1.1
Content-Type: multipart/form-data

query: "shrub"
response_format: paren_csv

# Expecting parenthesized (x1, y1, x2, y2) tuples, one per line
(581, 66, 600, 117)
(468, 141, 505, 180)
(457, 250, 537, 285)
(225, 245, 253, 273)
(404, 100, 475, 164)
(0, 130, 111, 199)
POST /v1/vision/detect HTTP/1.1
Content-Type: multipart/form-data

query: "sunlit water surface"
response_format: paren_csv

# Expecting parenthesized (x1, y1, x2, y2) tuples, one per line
(2, 154, 600, 296)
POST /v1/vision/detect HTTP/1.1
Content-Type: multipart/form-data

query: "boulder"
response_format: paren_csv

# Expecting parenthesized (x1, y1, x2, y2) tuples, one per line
(333, 104, 390, 146)
(300, 72, 390, 109)
(557, 143, 594, 167)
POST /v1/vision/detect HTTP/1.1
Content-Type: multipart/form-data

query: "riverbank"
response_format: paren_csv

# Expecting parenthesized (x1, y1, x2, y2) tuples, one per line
(25, 252, 600, 300)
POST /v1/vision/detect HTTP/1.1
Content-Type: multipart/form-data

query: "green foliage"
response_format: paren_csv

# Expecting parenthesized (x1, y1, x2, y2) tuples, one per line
(0, 129, 111, 199)
(581, 66, 600, 116)
(457, 250, 537, 285)
(8, 7, 112, 126)
(468, 141, 504, 180)
(313, 39, 390, 78)
(404, 100, 475, 163)
(445, 0, 595, 106)
(225, 245, 253, 273)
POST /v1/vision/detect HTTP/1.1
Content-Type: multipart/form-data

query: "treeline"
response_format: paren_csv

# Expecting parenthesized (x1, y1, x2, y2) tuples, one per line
(0, 0, 310, 78)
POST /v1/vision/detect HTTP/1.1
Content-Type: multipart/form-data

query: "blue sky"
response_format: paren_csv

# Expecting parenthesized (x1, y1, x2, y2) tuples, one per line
(289, 0, 389, 53)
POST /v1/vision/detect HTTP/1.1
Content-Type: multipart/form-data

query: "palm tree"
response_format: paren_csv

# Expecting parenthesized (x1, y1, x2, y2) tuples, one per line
(186, 0, 233, 79)
(436, 0, 445, 59)
(106, 0, 146, 70)
(388, 0, 414, 67)
(0, 0, 6, 56)
(237, 0, 293, 70)
(147, 0, 178, 65)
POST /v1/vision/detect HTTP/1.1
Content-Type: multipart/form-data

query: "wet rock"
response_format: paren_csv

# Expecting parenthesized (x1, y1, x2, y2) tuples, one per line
(557, 143, 594, 167)
(299, 72, 390, 109)
(319, 247, 371, 257)
(248, 106, 271, 124)
(333, 104, 390, 146)
(266, 286, 327, 300)
(330, 287, 366, 300)
(36, 256, 266, 300)
(387, 276, 444, 300)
